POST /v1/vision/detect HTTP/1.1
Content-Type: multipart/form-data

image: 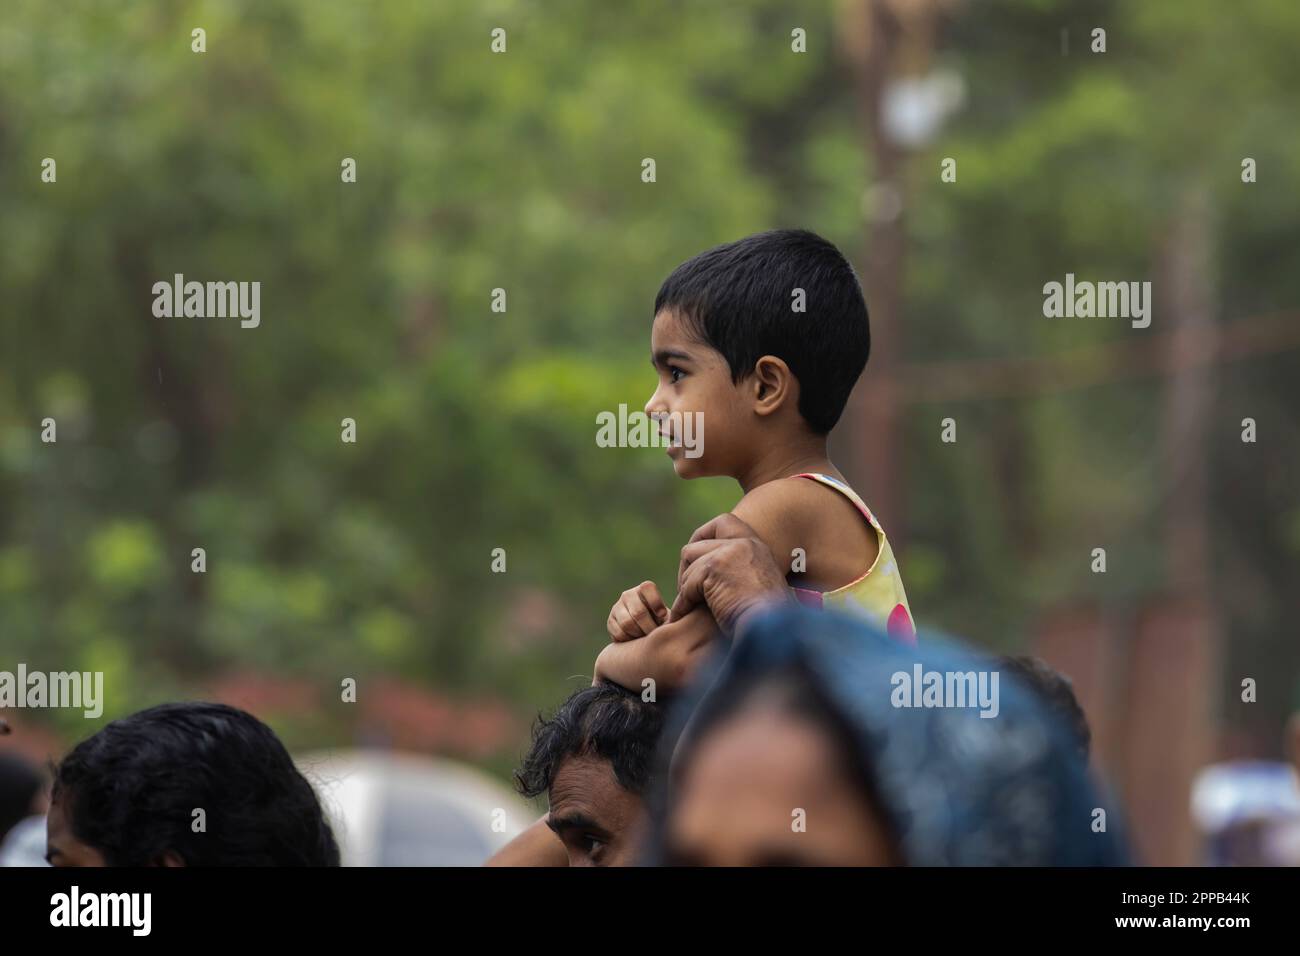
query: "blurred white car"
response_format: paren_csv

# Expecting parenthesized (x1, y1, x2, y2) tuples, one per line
(297, 749, 533, 866)
(1191, 760, 1300, 866)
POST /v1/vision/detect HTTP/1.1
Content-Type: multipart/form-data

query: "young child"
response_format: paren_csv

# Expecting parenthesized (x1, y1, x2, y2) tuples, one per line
(595, 229, 914, 692)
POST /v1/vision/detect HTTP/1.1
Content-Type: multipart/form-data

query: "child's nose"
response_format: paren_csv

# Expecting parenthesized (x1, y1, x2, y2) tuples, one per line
(644, 388, 664, 417)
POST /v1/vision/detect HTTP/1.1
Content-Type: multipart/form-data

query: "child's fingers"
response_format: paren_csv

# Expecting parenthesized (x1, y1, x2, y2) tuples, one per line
(609, 601, 637, 641)
(624, 589, 660, 635)
(607, 608, 626, 641)
(636, 581, 668, 625)
(608, 582, 667, 642)
(610, 603, 642, 642)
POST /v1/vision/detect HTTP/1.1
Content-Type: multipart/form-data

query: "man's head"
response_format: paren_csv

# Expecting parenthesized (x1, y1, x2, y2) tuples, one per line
(515, 682, 666, 866)
(645, 229, 870, 479)
(48, 701, 339, 867)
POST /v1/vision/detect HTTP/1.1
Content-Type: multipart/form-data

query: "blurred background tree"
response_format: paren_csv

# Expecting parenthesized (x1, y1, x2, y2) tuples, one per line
(0, 0, 1297, 850)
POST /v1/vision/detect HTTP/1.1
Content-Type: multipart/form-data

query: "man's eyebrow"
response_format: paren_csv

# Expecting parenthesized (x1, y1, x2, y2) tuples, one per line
(546, 811, 608, 837)
(652, 348, 693, 368)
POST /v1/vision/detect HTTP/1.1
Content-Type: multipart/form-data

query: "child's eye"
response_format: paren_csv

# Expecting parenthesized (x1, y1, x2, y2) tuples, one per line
(669, 366, 685, 383)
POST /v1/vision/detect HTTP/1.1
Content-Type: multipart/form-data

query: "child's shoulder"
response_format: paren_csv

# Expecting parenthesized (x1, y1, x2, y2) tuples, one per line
(732, 474, 880, 590)
(732, 474, 861, 546)
(734, 474, 824, 522)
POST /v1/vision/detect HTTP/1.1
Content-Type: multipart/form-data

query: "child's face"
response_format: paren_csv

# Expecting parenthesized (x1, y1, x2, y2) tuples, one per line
(645, 309, 752, 479)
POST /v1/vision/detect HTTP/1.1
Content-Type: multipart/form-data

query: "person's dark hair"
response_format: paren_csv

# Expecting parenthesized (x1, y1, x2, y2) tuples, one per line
(0, 752, 45, 843)
(51, 702, 339, 866)
(516, 682, 667, 800)
(653, 228, 870, 434)
(998, 655, 1092, 758)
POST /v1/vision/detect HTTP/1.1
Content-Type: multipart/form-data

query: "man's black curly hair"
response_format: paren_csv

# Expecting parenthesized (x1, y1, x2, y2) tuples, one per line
(515, 682, 667, 800)
(52, 701, 339, 866)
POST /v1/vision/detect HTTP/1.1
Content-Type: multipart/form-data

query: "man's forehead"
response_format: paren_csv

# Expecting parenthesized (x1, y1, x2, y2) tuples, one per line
(549, 753, 620, 811)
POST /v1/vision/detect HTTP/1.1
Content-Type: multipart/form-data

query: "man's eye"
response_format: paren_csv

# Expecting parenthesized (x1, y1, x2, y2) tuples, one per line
(583, 835, 607, 857)
(669, 366, 685, 383)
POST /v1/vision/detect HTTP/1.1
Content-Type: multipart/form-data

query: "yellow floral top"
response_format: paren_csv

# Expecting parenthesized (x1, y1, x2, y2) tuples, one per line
(788, 472, 916, 644)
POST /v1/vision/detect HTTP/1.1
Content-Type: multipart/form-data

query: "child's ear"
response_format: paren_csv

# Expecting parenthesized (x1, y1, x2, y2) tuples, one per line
(750, 355, 795, 418)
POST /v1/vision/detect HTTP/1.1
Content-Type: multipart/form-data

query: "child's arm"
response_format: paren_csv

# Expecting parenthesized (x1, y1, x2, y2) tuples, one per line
(593, 604, 721, 691)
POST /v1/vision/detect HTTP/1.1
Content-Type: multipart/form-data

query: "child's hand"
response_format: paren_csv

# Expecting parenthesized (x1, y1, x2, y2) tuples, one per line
(606, 581, 668, 642)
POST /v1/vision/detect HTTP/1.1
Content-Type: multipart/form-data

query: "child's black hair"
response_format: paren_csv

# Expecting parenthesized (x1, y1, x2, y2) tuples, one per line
(52, 701, 340, 866)
(653, 228, 870, 434)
